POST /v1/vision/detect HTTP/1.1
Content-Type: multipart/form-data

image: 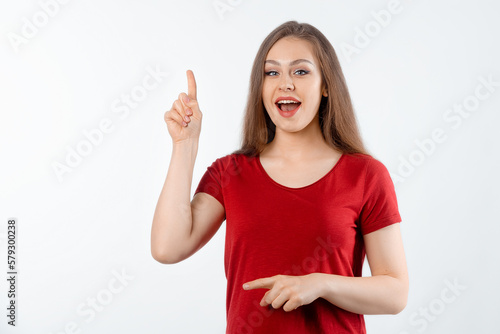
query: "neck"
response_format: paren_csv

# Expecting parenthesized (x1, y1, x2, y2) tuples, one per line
(263, 115, 336, 161)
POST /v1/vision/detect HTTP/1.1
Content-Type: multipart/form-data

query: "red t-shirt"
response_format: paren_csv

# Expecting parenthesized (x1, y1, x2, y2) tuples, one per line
(194, 152, 402, 333)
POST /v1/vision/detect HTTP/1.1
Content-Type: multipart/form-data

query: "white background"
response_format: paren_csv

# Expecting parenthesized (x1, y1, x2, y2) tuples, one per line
(1, 0, 499, 333)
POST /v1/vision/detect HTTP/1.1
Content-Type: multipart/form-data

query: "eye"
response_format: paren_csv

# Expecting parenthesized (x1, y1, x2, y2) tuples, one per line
(295, 69, 309, 75)
(265, 70, 279, 76)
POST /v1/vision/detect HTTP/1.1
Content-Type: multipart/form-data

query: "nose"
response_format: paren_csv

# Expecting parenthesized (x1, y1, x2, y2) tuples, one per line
(279, 73, 294, 91)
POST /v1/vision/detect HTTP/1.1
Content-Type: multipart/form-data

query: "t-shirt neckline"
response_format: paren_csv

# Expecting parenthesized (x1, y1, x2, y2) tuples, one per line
(255, 153, 345, 190)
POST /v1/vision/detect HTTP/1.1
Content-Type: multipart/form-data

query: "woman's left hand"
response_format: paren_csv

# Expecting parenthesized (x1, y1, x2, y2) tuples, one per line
(243, 273, 324, 312)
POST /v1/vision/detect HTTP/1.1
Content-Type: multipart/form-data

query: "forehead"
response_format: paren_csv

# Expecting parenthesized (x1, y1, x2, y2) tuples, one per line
(265, 37, 317, 63)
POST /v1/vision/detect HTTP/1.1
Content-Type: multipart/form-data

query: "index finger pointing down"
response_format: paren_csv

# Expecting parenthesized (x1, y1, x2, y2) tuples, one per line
(243, 277, 275, 290)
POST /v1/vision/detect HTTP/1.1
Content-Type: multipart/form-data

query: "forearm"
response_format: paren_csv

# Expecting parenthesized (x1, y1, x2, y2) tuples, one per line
(316, 273, 408, 315)
(151, 139, 199, 262)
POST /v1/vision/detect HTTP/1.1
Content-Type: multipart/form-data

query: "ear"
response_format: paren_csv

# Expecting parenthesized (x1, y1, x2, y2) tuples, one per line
(321, 81, 328, 97)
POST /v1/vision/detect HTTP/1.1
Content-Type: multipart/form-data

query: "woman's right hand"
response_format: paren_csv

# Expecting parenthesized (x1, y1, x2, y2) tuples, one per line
(164, 70, 202, 143)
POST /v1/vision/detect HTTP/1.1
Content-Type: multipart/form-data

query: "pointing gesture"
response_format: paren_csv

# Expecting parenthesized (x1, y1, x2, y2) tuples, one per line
(164, 70, 203, 144)
(187, 69, 197, 100)
(243, 274, 323, 312)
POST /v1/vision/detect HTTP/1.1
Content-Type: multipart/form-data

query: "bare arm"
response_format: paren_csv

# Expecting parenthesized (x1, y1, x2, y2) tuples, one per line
(318, 223, 409, 314)
(151, 70, 225, 264)
(244, 223, 409, 314)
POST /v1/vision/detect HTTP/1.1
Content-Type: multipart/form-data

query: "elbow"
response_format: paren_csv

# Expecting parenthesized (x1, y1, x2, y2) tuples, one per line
(389, 297, 408, 315)
(389, 281, 409, 314)
(151, 247, 184, 265)
(151, 232, 187, 264)
(378, 274, 408, 314)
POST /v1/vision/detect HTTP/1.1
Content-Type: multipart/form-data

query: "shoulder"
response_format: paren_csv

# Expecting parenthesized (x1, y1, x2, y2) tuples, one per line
(342, 153, 389, 174)
(341, 153, 395, 189)
(213, 152, 252, 164)
(208, 152, 256, 172)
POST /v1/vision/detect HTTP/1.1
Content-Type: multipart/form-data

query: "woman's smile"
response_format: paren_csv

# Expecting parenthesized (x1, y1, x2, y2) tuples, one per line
(275, 96, 302, 117)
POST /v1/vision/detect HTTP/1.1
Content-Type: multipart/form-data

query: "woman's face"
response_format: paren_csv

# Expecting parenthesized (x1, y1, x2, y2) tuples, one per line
(262, 37, 326, 133)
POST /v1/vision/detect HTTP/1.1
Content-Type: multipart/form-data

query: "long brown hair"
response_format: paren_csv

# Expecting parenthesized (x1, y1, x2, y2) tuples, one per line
(231, 20, 369, 157)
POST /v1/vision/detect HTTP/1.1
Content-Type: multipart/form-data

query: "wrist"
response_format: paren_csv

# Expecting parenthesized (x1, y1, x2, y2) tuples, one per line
(172, 138, 199, 151)
(310, 273, 335, 300)
(172, 138, 199, 160)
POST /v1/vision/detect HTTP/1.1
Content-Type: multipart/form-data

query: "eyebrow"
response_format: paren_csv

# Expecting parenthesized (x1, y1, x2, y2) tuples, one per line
(264, 59, 315, 67)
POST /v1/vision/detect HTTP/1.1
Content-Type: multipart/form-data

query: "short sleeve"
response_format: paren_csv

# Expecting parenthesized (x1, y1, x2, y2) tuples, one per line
(194, 157, 226, 209)
(358, 158, 402, 235)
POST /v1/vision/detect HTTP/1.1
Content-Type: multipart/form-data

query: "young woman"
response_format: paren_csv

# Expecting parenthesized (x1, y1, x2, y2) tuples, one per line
(152, 21, 408, 333)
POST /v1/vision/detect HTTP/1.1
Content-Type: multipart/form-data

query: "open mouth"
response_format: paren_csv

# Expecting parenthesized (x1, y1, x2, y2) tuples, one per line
(276, 101, 302, 112)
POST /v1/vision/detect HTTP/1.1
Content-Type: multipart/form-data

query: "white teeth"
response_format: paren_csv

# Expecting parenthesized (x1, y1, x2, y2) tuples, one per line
(277, 100, 300, 104)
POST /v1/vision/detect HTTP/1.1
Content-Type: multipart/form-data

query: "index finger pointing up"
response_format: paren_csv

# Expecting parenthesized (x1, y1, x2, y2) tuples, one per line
(186, 69, 197, 100)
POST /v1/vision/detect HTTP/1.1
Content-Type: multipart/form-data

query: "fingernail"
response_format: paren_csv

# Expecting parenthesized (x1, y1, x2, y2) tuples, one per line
(184, 96, 190, 104)
(184, 115, 190, 122)
(186, 108, 192, 115)
(243, 284, 249, 290)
